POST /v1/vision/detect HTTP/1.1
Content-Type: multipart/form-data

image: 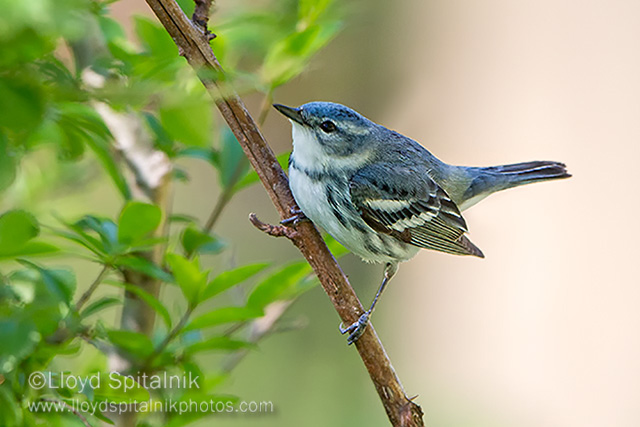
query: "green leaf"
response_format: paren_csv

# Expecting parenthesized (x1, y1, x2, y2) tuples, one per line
(202, 263, 270, 302)
(19, 260, 76, 305)
(134, 16, 178, 59)
(183, 307, 261, 332)
(9, 269, 69, 336)
(57, 119, 86, 160)
(114, 256, 174, 283)
(98, 14, 127, 46)
(107, 330, 154, 359)
(261, 23, 342, 88)
(0, 241, 60, 260)
(0, 210, 39, 256)
(325, 234, 349, 257)
(169, 214, 199, 224)
(0, 75, 46, 134)
(118, 202, 162, 244)
(55, 102, 131, 198)
(247, 261, 311, 311)
(93, 411, 115, 425)
(85, 134, 131, 200)
(105, 281, 172, 329)
(233, 151, 289, 192)
(0, 385, 21, 426)
(218, 127, 248, 189)
(56, 103, 113, 161)
(176, 147, 219, 165)
(80, 297, 122, 318)
(52, 214, 107, 256)
(0, 134, 17, 192)
(159, 101, 213, 148)
(299, 0, 335, 26)
(175, 0, 195, 16)
(93, 372, 150, 403)
(73, 215, 120, 255)
(158, 81, 213, 147)
(181, 226, 226, 257)
(166, 253, 208, 306)
(184, 336, 254, 355)
(143, 112, 175, 154)
(0, 318, 39, 373)
(40, 268, 76, 305)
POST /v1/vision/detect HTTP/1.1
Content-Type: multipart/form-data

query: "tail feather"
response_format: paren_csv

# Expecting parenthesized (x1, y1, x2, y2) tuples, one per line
(459, 160, 571, 211)
(486, 160, 571, 185)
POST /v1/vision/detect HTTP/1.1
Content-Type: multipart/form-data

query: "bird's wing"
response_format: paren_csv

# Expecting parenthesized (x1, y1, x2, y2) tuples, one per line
(349, 164, 484, 257)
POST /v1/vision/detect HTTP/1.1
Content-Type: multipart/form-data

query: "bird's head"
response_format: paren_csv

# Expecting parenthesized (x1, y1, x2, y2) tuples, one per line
(273, 102, 376, 164)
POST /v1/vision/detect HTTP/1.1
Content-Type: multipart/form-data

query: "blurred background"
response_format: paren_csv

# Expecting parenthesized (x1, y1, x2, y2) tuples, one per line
(10, 0, 640, 425)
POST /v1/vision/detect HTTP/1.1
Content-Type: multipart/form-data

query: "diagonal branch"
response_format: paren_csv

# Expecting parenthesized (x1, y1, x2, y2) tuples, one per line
(142, 1, 424, 425)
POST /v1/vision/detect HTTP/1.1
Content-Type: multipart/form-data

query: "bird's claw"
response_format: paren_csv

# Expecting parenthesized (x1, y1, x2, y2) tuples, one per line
(339, 311, 370, 345)
(280, 207, 309, 226)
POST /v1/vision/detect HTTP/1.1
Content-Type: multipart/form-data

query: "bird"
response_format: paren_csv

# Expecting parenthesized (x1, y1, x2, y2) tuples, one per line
(273, 101, 570, 344)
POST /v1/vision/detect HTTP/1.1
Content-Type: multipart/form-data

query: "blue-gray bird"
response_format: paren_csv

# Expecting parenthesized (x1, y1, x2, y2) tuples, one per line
(274, 102, 570, 344)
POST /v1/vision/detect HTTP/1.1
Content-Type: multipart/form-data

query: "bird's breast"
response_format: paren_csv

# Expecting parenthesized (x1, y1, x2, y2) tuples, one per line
(288, 156, 419, 264)
(288, 156, 351, 231)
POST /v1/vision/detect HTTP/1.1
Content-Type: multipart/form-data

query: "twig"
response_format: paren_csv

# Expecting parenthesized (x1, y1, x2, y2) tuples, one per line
(248, 213, 298, 239)
(257, 90, 273, 126)
(203, 158, 246, 233)
(145, 305, 193, 366)
(221, 300, 292, 373)
(203, 188, 230, 232)
(142, 1, 424, 425)
(40, 398, 91, 427)
(75, 265, 109, 311)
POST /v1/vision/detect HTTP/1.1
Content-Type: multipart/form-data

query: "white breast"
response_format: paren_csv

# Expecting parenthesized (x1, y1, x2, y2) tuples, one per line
(288, 166, 333, 226)
(289, 159, 419, 264)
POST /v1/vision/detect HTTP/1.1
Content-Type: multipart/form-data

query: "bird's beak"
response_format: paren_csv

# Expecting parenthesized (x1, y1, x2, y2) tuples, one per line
(273, 104, 305, 126)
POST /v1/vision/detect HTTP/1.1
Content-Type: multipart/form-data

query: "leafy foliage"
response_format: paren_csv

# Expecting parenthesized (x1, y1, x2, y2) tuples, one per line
(0, 0, 344, 426)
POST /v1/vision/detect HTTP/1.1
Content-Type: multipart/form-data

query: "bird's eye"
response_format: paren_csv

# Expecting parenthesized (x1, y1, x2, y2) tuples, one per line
(320, 120, 337, 133)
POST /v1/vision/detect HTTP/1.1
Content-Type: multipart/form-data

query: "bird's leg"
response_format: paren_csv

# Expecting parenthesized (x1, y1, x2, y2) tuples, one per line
(339, 262, 398, 345)
(280, 207, 309, 226)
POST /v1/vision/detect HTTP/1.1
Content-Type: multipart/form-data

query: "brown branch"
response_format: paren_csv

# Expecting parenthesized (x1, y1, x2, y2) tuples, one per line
(192, 0, 215, 40)
(142, 1, 424, 425)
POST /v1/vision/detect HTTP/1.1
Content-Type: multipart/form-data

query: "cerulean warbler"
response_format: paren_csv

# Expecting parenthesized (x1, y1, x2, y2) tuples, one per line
(274, 102, 570, 344)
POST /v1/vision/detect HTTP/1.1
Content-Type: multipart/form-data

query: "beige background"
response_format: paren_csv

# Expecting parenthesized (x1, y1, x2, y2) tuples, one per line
(385, 2, 640, 426)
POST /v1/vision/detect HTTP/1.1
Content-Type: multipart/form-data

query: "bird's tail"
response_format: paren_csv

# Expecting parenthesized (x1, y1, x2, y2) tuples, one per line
(459, 160, 571, 211)
(484, 160, 571, 189)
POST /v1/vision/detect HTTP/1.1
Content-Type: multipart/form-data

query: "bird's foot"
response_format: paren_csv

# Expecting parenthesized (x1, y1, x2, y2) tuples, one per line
(280, 207, 309, 226)
(339, 311, 370, 345)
